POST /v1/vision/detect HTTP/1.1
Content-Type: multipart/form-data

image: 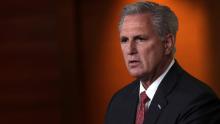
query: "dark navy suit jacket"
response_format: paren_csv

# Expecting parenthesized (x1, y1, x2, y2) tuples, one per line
(105, 62, 220, 124)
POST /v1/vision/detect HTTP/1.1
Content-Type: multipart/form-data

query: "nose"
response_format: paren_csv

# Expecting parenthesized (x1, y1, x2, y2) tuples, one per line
(126, 40, 137, 55)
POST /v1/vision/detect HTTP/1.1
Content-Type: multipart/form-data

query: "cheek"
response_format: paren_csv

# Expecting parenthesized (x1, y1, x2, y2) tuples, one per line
(149, 41, 164, 55)
(140, 43, 163, 64)
(139, 43, 156, 58)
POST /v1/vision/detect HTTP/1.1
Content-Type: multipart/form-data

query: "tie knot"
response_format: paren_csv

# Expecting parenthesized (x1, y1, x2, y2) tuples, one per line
(140, 91, 149, 104)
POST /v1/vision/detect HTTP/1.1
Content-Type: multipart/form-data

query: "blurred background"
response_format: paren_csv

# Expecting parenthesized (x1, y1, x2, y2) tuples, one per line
(0, 0, 220, 124)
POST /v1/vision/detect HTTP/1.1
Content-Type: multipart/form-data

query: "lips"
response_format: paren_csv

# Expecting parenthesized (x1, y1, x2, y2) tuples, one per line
(128, 60, 140, 67)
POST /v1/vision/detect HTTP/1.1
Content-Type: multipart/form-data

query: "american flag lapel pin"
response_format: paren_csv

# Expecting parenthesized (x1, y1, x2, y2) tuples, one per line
(158, 104, 162, 110)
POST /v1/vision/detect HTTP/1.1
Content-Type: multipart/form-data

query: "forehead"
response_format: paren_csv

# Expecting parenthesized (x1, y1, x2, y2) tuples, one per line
(120, 14, 155, 35)
(122, 14, 152, 26)
(123, 13, 151, 24)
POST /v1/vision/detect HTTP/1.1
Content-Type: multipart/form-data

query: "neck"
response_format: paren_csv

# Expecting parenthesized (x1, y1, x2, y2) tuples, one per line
(140, 57, 173, 89)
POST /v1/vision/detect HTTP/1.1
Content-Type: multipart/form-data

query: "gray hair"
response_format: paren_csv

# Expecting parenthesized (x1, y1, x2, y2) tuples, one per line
(119, 1, 179, 40)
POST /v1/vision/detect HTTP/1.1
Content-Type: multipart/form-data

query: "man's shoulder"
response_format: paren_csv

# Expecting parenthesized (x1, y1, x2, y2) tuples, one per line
(177, 69, 217, 96)
(173, 71, 220, 123)
(163, 62, 219, 108)
(106, 80, 139, 116)
(157, 65, 220, 124)
(160, 61, 218, 101)
(168, 68, 219, 112)
(111, 79, 139, 100)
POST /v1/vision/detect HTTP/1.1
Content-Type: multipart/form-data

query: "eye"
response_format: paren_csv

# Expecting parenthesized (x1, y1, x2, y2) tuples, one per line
(120, 37, 128, 43)
(134, 36, 147, 42)
(137, 37, 145, 41)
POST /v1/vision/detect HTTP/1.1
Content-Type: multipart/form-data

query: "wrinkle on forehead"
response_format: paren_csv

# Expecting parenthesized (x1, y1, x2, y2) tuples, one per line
(120, 14, 153, 29)
(120, 14, 155, 38)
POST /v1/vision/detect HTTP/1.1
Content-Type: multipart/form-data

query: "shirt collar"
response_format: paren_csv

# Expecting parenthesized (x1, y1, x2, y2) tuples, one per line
(139, 59, 175, 100)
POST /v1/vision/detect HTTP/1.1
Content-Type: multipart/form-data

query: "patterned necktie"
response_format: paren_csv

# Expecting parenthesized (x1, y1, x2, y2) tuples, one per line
(135, 91, 149, 124)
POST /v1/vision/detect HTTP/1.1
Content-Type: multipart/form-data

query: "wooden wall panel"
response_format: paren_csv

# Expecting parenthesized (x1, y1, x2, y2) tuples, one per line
(0, 0, 77, 124)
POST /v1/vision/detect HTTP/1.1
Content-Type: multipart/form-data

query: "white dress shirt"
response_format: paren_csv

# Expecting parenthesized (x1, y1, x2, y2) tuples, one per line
(139, 59, 175, 108)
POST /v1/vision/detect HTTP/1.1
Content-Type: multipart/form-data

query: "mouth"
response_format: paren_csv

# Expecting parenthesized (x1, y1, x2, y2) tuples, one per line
(128, 60, 140, 67)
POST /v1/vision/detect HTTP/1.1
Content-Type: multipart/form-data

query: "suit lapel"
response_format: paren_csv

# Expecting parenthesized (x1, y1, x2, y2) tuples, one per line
(144, 61, 182, 124)
(144, 91, 167, 124)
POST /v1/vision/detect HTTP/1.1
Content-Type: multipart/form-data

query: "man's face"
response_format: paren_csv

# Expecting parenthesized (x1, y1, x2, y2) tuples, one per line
(120, 14, 167, 79)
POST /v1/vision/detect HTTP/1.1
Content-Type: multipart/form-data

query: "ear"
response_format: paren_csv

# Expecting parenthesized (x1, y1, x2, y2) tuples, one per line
(163, 34, 175, 55)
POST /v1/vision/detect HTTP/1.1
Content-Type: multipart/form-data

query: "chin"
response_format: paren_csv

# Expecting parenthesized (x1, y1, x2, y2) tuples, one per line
(128, 68, 151, 79)
(129, 70, 145, 78)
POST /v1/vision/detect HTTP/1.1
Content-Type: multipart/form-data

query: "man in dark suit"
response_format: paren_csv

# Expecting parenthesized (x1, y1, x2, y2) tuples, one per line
(105, 1, 220, 124)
